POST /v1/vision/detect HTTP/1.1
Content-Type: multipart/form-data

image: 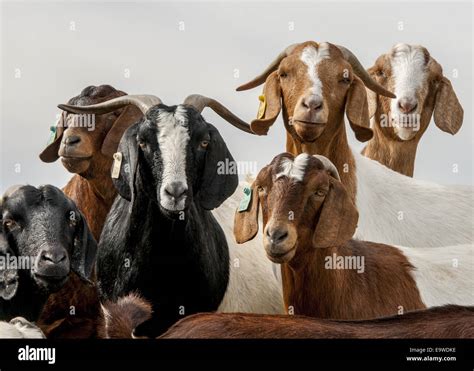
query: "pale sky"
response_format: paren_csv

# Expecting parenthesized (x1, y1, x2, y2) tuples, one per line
(1, 1, 472, 192)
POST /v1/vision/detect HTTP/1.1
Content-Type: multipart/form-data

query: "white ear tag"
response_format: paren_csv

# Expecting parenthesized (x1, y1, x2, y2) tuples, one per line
(111, 152, 123, 179)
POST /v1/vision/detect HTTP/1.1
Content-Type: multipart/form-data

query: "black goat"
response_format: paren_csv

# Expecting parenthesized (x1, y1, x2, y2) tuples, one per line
(58, 94, 251, 337)
(0, 185, 97, 323)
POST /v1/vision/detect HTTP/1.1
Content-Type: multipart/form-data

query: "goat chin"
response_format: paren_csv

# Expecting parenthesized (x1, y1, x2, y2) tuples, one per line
(212, 182, 284, 314)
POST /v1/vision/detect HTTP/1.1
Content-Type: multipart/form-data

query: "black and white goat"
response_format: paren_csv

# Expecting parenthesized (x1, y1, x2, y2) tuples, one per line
(58, 94, 257, 336)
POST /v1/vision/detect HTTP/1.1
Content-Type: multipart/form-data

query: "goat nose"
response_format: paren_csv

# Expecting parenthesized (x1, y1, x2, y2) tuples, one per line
(398, 98, 418, 114)
(64, 135, 81, 146)
(266, 225, 289, 245)
(40, 250, 67, 265)
(301, 96, 323, 111)
(164, 182, 188, 201)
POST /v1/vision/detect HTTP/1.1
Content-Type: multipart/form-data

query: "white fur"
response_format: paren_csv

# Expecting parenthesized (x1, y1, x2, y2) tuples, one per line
(157, 105, 190, 211)
(398, 244, 474, 307)
(276, 154, 309, 182)
(390, 43, 427, 139)
(213, 182, 284, 314)
(354, 150, 474, 247)
(0, 317, 45, 338)
(300, 43, 330, 97)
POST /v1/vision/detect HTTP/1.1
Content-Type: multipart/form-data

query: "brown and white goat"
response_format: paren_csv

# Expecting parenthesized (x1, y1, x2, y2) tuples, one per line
(234, 153, 473, 319)
(98, 294, 474, 339)
(362, 43, 464, 176)
(37, 85, 142, 338)
(160, 305, 474, 339)
(234, 41, 473, 249)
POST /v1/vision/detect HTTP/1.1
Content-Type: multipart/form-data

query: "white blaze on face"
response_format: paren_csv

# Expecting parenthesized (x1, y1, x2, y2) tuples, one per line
(390, 44, 427, 139)
(300, 43, 330, 97)
(276, 154, 310, 182)
(157, 105, 190, 211)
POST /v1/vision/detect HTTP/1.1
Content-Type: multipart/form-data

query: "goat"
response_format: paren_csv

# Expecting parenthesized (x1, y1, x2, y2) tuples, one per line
(0, 317, 46, 339)
(38, 85, 143, 338)
(235, 153, 473, 317)
(160, 306, 474, 339)
(0, 185, 97, 335)
(58, 93, 282, 337)
(362, 43, 464, 176)
(234, 41, 473, 248)
(98, 294, 474, 339)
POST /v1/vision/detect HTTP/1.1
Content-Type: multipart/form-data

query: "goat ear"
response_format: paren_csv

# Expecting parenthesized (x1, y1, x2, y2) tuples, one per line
(0, 229, 19, 300)
(39, 113, 66, 163)
(250, 71, 282, 135)
(112, 124, 139, 202)
(434, 77, 464, 135)
(71, 209, 97, 283)
(198, 124, 238, 210)
(101, 105, 143, 158)
(312, 177, 358, 248)
(234, 185, 260, 243)
(346, 76, 373, 142)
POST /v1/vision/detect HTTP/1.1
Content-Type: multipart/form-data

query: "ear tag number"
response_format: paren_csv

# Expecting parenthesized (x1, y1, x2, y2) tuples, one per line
(238, 186, 252, 212)
(112, 152, 123, 179)
(47, 125, 57, 144)
(257, 94, 266, 119)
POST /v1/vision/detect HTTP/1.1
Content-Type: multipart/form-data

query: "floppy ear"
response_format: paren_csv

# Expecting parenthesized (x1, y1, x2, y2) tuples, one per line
(434, 77, 464, 135)
(39, 112, 66, 163)
(198, 124, 239, 210)
(346, 76, 374, 142)
(101, 105, 143, 157)
(312, 177, 358, 248)
(0, 226, 19, 301)
(71, 210, 97, 283)
(234, 185, 260, 244)
(250, 71, 282, 135)
(112, 124, 140, 202)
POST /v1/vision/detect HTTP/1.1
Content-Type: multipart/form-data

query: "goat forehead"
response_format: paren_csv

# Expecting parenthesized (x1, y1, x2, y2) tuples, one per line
(390, 44, 428, 91)
(276, 154, 310, 182)
(300, 43, 330, 95)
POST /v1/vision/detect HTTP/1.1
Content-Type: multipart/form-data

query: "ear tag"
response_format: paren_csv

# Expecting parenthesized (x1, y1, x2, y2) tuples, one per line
(238, 186, 252, 212)
(111, 152, 123, 179)
(257, 94, 266, 119)
(47, 125, 57, 144)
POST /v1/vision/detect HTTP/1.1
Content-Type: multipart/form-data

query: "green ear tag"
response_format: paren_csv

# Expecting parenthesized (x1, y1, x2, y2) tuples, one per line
(47, 125, 57, 144)
(238, 186, 252, 212)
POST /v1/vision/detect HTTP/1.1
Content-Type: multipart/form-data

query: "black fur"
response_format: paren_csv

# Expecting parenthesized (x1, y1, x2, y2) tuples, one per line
(0, 185, 97, 321)
(97, 104, 237, 337)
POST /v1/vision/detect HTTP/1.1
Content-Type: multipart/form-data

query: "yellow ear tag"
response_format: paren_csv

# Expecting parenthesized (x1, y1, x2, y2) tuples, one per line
(111, 152, 123, 179)
(257, 94, 266, 119)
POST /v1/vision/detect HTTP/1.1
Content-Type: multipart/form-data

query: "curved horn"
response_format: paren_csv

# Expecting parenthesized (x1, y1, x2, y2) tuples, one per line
(334, 45, 396, 98)
(236, 43, 299, 91)
(58, 95, 163, 116)
(313, 155, 340, 181)
(184, 94, 254, 134)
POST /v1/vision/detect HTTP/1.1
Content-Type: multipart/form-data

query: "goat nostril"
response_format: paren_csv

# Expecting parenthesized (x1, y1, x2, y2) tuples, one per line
(65, 135, 81, 145)
(398, 100, 417, 114)
(41, 252, 66, 264)
(164, 182, 188, 200)
(302, 101, 309, 109)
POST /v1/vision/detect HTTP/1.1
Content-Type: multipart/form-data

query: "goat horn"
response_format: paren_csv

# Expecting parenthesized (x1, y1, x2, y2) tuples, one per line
(58, 95, 163, 116)
(183, 94, 254, 134)
(236, 43, 299, 91)
(334, 45, 396, 98)
(313, 155, 340, 181)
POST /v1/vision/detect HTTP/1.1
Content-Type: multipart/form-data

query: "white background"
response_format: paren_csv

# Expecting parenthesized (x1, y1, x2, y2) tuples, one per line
(1, 1, 472, 192)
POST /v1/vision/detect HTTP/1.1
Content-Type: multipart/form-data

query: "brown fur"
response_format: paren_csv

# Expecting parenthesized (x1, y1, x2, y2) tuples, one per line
(160, 305, 474, 339)
(363, 46, 463, 177)
(38, 85, 143, 338)
(98, 293, 153, 339)
(235, 154, 425, 320)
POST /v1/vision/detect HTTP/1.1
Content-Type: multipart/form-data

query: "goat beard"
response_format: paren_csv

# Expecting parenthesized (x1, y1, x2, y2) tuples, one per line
(61, 157, 91, 174)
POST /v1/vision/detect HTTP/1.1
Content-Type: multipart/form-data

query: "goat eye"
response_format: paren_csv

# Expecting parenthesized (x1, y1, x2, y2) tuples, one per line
(314, 189, 326, 197)
(377, 70, 386, 78)
(279, 71, 288, 78)
(340, 77, 351, 84)
(3, 219, 17, 230)
(138, 141, 146, 150)
(200, 140, 209, 149)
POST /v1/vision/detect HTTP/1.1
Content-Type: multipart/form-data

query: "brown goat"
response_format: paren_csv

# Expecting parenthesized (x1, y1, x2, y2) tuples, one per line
(362, 43, 463, 176)
(38, 85, 142, 338)
(234, 153, 425, 320)
(98, 294, 473, 339)
(160, 306, 474, 339)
